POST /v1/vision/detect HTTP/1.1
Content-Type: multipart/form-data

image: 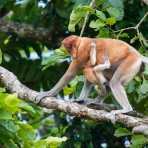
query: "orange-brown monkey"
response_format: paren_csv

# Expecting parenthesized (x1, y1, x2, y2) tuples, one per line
(36, 35, 148, 115)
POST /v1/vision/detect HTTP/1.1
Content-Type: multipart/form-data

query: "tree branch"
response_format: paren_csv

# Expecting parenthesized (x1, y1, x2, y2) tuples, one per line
(114, 12, 148, 47)
(80, 0, 96, 37)
(0, 66, 148, 136)
(0, 19, 52, 43)
(142, 0, 148, 5)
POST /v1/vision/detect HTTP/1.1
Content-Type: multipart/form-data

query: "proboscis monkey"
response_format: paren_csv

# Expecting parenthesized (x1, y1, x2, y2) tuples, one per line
(36, 35, 148, 115)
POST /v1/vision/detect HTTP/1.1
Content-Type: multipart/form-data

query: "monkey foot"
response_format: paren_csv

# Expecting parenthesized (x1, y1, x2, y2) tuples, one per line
(110, 108, 133, 115)
(109, 108, 133, 124)
(35, 91, 53, 104)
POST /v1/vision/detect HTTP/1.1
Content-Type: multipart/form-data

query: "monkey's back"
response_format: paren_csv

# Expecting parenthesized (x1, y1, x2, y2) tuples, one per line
(95, 38, 131, 65)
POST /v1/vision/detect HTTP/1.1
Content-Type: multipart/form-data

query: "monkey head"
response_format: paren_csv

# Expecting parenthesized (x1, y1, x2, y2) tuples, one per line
(62, 35, 80, 59)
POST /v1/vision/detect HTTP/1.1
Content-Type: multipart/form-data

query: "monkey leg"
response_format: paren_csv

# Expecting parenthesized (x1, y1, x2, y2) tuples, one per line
(79, 78, 93, 99)
(35, 60, 81, 103)
(109, 53, 142, 116)
(74, 78, 95, 105)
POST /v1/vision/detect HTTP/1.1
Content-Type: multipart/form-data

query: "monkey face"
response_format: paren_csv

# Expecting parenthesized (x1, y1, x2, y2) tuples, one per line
(62, 35, 79, 59)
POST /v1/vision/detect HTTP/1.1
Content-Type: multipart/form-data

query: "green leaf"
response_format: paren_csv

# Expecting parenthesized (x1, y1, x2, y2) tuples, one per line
(107, 7, 121, 20)
(114, 128, 132, 137)
(143, 65, 148, 75)
(34, 140, 47, 148)
(0, 87, 5, 93)
(118, 33, 129, 38)
(4, 37, 10, 45)
(89, 19, 105, 31)
(127, 81, 136, 93)
(68, 5, 94, 32)
(106, 0, 124, 20)
(0, 48, 2, 64)
(73, 0, 90, 6)
(5, 94, 21, 107)
(63, 86, 75, 95)
(140, 80, 148, 94)
(4, 94, 22, 113)
(42, 48, 69, 70)
(18, 123, 36, 141)
(131, 135, 148, 147)
(3, 139, 18, 148)
(18, 102, 36, 114)
(106, 17, 116, 25)
(0, 120, 19, 134)
(95, 10, 106, 21)
(46, 136, 67, 148)
(0, 93, 22, 113)
(97, 27, 110, 37)
(130, 36, 139, 44)
(0, 109, 12, 120)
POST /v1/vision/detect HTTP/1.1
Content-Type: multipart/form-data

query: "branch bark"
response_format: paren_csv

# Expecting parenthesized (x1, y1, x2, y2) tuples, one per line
(142, 0, 148, 5)
(0, 19, 52, 43)
(0, 66, 148, 136)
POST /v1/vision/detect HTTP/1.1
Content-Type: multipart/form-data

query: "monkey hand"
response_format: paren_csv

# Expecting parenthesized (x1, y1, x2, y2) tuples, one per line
(35, 90, 56, 104)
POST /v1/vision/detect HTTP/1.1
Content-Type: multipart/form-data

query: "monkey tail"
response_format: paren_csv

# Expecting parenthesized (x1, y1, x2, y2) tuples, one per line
(141, 55, 148, 64)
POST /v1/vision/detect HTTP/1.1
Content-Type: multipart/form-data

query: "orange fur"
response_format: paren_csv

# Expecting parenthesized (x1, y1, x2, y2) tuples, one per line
(62, 35, 142, 86)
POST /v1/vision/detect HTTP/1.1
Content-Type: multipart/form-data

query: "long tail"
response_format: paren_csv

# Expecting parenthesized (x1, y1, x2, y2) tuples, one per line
(141, 55, 148, 64)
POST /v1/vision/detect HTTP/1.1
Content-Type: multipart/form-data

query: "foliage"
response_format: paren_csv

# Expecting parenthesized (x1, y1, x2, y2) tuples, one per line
(0, 0, 148, 147)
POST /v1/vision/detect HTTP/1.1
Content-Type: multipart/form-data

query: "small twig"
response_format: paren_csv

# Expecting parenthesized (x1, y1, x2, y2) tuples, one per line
(114, 12, 148, 45)
(136, 12, 148, 28)
(80, 0, 96, 37)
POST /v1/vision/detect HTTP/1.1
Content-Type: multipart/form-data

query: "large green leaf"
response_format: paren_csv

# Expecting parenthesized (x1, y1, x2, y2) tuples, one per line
(42, 48, 69, 70)
(18, 102, 36, 114)
(114, 128, 132, 137)
(105, 17, 116, 25)
(95, 10, 106, 21)
(107, 7, 122, 20)
(17, 123, 36, 141)
(0, 48, 2, 64)
(144, 65, 148, 75)
(0, 120, 19, 134)
(0, 109, 13, 120)
(131, 135, 148, 148)
(89, 19, 105, 31)
(68, 5, 94, 32)
(46, 136, 67, 148)
(140, 80, 148, 94)
(107, 0, 124, 20)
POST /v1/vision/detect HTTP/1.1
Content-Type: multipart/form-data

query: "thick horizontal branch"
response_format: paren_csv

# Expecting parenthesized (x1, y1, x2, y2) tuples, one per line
(142, 0, 148, 5)
(0, 66, 148, 135)
(0, 19, 52, 43)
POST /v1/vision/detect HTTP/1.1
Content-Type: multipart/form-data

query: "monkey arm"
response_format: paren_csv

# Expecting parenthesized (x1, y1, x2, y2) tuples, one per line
(93, 54, 110, 71)
(35, 60, 81, 103)
(90, 41, 96, 66)
(93, 60, 110, 71)
(48, 60, 81, 96)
